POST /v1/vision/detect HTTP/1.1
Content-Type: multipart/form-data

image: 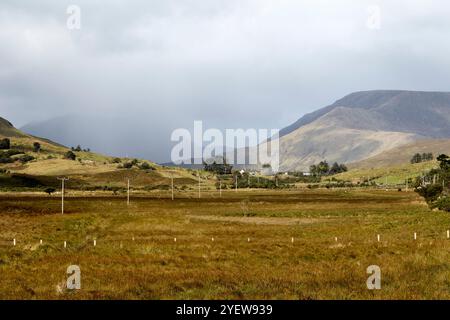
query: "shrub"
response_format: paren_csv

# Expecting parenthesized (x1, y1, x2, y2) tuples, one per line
(0, 138, 10, 150)
(122, 162, 133, 169)
(33, 142, 41, 153)
(434, 197, 450, 212)
(64, 150, 77, 160)
(139, 162, 154, 170)
(18, 155, 35, 163)
(415, 184, 443, 204)
(44, 187, 56, 195)
(112, 158, 122, 164)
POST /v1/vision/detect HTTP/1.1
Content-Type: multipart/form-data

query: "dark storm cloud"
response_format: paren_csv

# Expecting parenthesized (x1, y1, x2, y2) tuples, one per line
(1, 0, 450, 161)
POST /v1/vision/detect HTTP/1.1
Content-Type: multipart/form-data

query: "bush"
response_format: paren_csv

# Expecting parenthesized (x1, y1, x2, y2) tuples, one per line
(139, 162, 154, 170)
(112, 158, 122, 164)
(33, 142, 41, 153)
(44, 187, 56, 195)
(0, 149, 22, 163)
(415, 184, 443, 204)
(64, 150, 77, 160)
(122, 162, 133, 169)
(434, 197, 450, 212)
(0, 138, 10, 150)
(18, 155, 35, 163)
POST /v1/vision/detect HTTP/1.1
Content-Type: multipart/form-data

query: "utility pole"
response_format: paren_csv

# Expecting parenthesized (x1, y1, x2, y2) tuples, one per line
(127, 179, 130, 206)
(171, 174, 174, 200)
(198, 171, 201, 199)
(57, 177, 69, 215)
(235, 175, 238, 192)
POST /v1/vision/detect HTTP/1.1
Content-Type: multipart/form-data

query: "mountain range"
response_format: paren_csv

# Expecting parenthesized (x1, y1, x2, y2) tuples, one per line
(17, 90, 450, 171)
(277, 90, 450, 171)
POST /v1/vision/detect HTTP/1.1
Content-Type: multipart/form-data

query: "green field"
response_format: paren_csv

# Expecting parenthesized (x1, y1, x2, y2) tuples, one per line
(1, 188, 449, 299)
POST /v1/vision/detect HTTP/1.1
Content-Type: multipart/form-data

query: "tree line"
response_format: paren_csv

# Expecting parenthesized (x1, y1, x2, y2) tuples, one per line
(410, 153, 433, 164)
(310, 161, 348, 176)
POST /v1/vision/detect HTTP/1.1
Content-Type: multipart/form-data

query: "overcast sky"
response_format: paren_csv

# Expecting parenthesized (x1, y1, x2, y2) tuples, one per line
(2, 0, 450, 131)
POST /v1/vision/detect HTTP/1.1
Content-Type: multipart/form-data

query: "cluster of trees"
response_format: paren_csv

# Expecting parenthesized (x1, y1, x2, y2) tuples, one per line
(118, 158, 154, 170)
(410, 153, 434, 164)
(71, 145, 90, 152)
(415, 154, 450, 212)
(203, 158, 233, 175)
(310, 161, 348, 176)
(216, 172, 291, 190)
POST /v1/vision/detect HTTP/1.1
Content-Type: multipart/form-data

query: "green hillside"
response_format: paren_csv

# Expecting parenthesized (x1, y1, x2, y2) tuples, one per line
(0, 116, 204, 192)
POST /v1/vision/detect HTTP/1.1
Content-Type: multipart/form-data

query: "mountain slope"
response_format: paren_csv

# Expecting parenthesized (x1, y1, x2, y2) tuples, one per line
(0, 117, 28, 137)
(0, 116, 201, 191)
(349, 139, 450, 169)
(278, 90, 450, 171)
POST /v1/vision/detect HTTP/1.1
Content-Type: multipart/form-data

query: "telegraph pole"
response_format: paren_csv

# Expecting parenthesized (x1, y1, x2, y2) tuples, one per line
(171, 174, 174, 200)
(127, 179, 130, 206)
(57, 177, 69, 214)
(198, 171, 201, 199)
(235, 175, 238, 192)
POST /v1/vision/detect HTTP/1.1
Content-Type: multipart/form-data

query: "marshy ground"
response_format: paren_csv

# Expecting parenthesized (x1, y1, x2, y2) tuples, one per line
(0, 188, 449, 299)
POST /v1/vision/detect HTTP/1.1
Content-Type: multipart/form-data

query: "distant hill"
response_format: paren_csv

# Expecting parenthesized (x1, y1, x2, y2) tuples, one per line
(0, 116, 201, 191)
(0, 117, 27, 137)
(349, 139, 450, 169)
(0, 116, 67, 153)
(277, 90, 450, 171)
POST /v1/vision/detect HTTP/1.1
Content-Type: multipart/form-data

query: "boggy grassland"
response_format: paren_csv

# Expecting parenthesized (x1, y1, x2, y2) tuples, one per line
(0, 188, 449, 299)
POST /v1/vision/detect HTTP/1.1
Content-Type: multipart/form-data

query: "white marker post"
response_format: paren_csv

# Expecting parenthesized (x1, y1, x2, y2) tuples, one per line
(174, 237, 177, 242)
(40, 239, 43, 245)
(247, 237, 250, 242)
(447, 230, 449, 239)
(93, 240, 96, 247)
(13, 238, 16, 246)
(414, 232, 417, 240)
(219, 179, 222, 198)
(235, 176, 238, 192)
(377, 234, 380, 242)
(57, 177, 69, 214)
(64, 241, 67, 248)
(291, 237, 294, 244)
(335, 237, 338, 242)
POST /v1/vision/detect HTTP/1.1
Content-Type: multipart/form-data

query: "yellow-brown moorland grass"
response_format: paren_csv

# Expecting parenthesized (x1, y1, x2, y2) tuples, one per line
(0, 188, 449, 299)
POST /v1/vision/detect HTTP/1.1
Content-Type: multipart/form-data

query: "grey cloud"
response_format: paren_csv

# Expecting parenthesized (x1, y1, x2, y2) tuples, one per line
(1, 0, 450, 161)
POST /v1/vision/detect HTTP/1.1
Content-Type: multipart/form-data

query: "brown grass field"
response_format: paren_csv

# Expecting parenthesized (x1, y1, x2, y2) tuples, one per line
(0, 188, 450, 300)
